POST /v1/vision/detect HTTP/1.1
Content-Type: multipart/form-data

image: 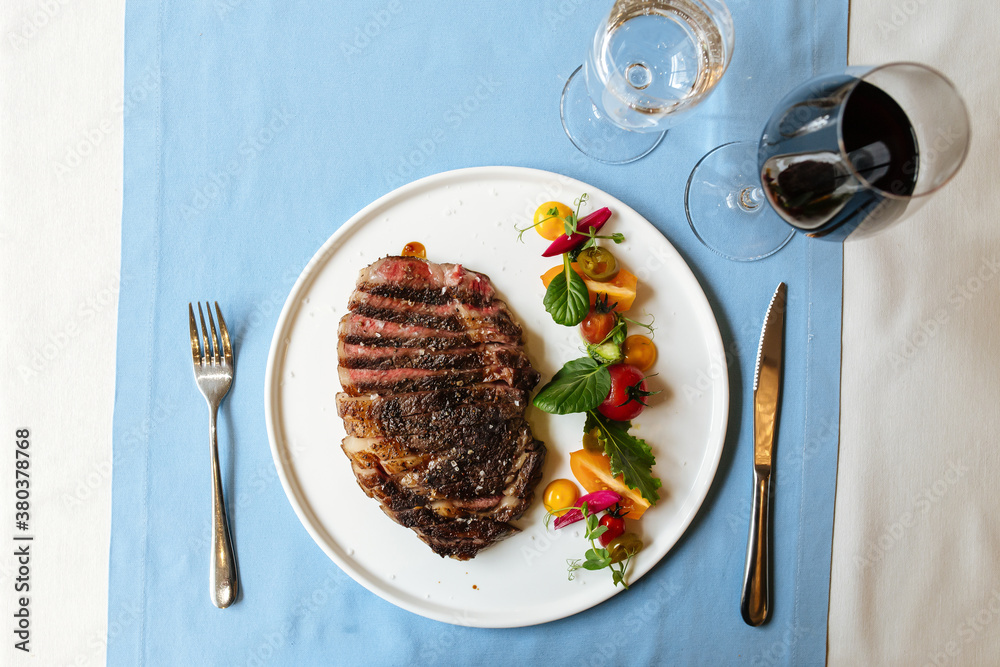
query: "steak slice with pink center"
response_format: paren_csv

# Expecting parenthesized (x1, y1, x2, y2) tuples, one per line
(348, 290, 521, 335)
(356, 256, 496, 308)
(339, 313, 522, 350)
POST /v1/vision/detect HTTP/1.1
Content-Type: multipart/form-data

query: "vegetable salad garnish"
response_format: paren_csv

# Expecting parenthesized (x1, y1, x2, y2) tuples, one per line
(544, 496, 643, 590)
(519, 195, 662, 589)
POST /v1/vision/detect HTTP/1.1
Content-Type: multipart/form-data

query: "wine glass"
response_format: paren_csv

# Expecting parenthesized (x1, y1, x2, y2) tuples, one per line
(560, 0, 735, 164)
(685, 62, 971, 261)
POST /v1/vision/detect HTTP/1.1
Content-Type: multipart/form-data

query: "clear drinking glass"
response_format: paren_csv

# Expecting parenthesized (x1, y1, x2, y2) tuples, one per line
(685, 62, 971, 261)
(561, 0, 735, 164)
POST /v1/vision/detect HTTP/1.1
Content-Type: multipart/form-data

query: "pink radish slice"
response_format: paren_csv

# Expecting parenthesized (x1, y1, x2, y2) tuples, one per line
(541, 208, 613, 258)
(553, 490, 623, 529)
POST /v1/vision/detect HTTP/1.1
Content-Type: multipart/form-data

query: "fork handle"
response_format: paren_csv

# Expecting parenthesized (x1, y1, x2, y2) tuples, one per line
(209, 405, 239, 608)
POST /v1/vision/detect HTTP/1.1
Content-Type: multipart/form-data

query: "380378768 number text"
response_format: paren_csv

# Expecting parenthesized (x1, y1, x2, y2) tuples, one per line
(15, 429, 29, 532)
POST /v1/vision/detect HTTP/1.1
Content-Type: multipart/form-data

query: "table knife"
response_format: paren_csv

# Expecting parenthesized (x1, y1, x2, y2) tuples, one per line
(741, 282, 786, 627)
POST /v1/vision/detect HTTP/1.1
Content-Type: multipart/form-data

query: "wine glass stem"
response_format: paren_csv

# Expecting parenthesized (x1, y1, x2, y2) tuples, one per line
(733, 186, 765, 214)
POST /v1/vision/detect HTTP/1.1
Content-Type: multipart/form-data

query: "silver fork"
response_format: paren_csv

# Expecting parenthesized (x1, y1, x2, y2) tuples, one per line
(188, 301, 239, 609)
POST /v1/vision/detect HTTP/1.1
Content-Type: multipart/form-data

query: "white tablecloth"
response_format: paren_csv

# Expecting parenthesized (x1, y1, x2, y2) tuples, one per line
(830, 2, 1000, 664)
(1, 0, 996, 664)
(1, 2, 121, 665)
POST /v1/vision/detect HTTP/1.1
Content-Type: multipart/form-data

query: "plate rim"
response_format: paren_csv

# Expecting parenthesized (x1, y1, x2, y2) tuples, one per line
(263, 165, 729, 627)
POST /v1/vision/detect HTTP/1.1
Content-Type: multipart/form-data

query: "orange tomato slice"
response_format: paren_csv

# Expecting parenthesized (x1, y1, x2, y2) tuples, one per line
(569, 449, 650, 519)
(540, 263, 638, 312)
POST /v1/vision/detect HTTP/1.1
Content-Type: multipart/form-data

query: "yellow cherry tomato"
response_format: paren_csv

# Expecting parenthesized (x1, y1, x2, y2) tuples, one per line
(543, 478, 580, 516)
(533, 201, 573, 241)
(623, 335, 657, 371)
(401, 241, 426, 258)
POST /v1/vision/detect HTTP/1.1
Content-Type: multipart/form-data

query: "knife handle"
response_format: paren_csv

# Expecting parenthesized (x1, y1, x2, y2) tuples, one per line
(741, 469, 771, 626)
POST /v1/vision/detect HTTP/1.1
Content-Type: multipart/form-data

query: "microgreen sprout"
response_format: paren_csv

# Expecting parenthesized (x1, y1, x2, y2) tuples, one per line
(621, 312, 656, 339)
(562, 502, 638, 589)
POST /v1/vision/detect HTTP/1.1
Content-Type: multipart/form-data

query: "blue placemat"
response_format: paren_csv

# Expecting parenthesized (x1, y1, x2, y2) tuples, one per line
(110, 1, 845, 664)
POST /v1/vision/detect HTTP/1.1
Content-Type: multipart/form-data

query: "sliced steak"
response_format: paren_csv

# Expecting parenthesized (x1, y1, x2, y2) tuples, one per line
(338, 340, 529, 372)
(337, 256, 545, 560)
(338, 364, 540, 396)
(355, 256, 496, 308)
(339, 313, 523, 350)
(347, 290, 521, 336)
(341, 418, 530, 456)
(336, 384, 527, 421)
(342, 401, 525, 438)
(342, 422, 543, 514)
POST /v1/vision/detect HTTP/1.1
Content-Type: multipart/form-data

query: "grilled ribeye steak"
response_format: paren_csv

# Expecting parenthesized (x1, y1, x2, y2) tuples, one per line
(336, 256, 544, 560)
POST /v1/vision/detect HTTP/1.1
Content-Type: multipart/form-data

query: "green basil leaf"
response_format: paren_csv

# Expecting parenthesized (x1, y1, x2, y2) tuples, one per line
(533, 357, 612, 414)
(585, 411, 661, 505)
(543, 255, 589, 327)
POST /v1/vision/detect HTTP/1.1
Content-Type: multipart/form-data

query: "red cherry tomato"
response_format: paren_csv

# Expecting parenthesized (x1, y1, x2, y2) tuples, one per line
(580, 309, 616, 345)
(599, 514, 626, 546)
(598, 364, 652, 421)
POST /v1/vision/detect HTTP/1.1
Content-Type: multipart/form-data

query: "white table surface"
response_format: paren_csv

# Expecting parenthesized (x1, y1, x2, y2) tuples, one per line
(2, 1, 997, 664)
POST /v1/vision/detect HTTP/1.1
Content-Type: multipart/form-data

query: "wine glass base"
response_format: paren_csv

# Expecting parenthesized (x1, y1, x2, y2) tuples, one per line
(560, 65, 665, 165)
(685, 141, 796, 262)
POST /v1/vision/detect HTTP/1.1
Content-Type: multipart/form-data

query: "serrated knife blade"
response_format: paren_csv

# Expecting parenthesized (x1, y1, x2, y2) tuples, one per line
(741, 282, 786, 627)
(752, 282, 786, 471)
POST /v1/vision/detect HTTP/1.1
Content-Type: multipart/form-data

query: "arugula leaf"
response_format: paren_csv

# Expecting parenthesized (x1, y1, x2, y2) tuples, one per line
(533, 357, 611, 414)
(585, 411, 661, 505)
(542, 254, 590, 326)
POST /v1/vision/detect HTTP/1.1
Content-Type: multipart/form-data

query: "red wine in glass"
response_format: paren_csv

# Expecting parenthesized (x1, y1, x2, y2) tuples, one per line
(759, 75, 919, 241)
(685, 63, 969, 261)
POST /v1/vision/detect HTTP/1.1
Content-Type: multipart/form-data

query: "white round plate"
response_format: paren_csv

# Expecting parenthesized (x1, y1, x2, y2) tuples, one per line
(264, 166, 728, 628)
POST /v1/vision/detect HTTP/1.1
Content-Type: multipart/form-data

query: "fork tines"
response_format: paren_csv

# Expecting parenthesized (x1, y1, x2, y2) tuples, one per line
(188, 301, 233, 366)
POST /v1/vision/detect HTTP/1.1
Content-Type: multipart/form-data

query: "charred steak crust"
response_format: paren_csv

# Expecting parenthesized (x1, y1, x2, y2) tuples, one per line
(338, 364, 541, 397)
(337, 256, 545, 560)
(338, 340, 530, 372)
(336, 385, 528, 421)
(339, 313, 523, 350)
(347, 291, 523, 336)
